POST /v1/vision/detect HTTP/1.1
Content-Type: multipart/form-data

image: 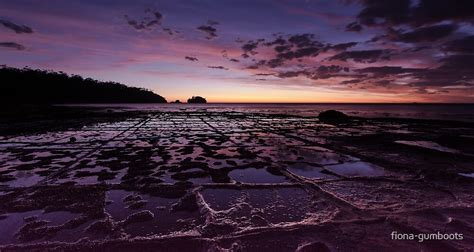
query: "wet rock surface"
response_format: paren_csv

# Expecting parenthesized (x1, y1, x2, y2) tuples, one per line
(0, 111, 473, 251)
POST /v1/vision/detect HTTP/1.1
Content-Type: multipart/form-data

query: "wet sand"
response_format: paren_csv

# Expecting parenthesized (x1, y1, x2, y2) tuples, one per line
(0, 109, 473, 251)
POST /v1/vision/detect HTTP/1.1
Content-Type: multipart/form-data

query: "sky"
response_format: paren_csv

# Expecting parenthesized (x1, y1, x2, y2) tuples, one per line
(1, 0, 474, 103)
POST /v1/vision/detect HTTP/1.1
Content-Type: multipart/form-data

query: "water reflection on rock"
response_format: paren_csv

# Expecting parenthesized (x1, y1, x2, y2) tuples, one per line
(0, 110, 473, 251)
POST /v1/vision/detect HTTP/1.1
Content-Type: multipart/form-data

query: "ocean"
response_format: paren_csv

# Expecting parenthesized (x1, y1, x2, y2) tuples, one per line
(61, 103, 474, 122)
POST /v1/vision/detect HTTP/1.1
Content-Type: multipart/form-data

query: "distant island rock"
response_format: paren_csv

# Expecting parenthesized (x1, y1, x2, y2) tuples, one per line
(0, 66, 167, 104)
(170, 100, 182, 103)
(187, 96, 207, 103)
(318, 110, 350, 124)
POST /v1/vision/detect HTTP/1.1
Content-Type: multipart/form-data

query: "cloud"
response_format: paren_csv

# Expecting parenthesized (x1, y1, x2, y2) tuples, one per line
(124, 8, 180, 36)
(328, 49, 393, 63)
(336, 0, 474, 95)
(185, 56, 198, 61)
(276, 70, 309, 78)
(394, 24, 458, 43)
(414, 87, 450, 95)
(274, 44, 291, 53)
(148, 9, 163, 22)
(0, 19, 33, 34)
(348, 55, 474, 88)
(125, 17, 147, 30)
(255, 73, 274, 76)
(288, 34, 321, 48)
(241, 34, 327, 69)
(264, 37, 286, 46)
(353, 0, 411, 27)
(125, 8, 169, 33)
(221, 50, 228, 58)
(437, 54, 474, 71)
(443, 35, 474, 53)
(208, 65, 228, 70)
(412, 0, 474, 26)
(1, 0, 471, 100)
(220, 50, 239, 62)
(249, 34, 324, 60)
(328, 52, 474, 91)
(247, 60, 268, 69)
(272, 65, 352, 80)
(345, 22, 362, 32)
(242, 40, 260, 53)
(341, 79, 364, 85)
(197, 25, 217, 39)
(199, 5, 472, 97)
(328, 42, 358, 51)
(0, 42, 26, 50)
(348, 0, 474, 30)
(162, 27, 178, 35)
(356, 66, 425, 76)
(314, 65, 349, 79)
(276, 47, 320, 61)
(402, 45, 432, 53)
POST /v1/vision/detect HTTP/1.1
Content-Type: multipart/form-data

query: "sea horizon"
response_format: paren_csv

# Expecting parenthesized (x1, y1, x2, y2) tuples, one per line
(58, 102, 474, 105)
(58, 102, 474, 122)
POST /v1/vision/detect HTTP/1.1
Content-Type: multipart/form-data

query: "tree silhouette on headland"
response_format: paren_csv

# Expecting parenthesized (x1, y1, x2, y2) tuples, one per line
(187, 96, 207, 103)
(0, 66, 167, 104)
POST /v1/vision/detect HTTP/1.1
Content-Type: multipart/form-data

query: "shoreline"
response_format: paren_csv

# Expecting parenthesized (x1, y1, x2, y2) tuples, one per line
(1, 104, 474, 136)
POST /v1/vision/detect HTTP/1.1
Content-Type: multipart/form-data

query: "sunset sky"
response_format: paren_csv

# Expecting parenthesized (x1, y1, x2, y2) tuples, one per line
(1, 0, 474, 103)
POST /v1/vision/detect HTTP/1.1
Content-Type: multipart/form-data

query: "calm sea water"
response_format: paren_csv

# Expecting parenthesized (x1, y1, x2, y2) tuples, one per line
(62, 103, 474, 122)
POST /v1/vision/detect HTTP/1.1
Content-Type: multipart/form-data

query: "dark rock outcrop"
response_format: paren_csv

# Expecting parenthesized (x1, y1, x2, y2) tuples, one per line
(187, 96, 207, 103)
(318, 110, 350, 124)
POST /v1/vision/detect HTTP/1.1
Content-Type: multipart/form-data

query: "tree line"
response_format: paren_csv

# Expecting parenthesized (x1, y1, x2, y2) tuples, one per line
(0, 66, 167, 104)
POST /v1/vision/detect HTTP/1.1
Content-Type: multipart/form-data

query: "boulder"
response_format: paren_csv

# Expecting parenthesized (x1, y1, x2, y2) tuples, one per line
(318, 110, 350, 124)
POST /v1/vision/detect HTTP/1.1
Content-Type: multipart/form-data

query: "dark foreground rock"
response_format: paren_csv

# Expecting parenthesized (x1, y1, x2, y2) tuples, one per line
(318, 110, 350, 124)
(0, 110, 473, 251)
(122, 210, 154, 226)
(0, 105, 146, 136)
